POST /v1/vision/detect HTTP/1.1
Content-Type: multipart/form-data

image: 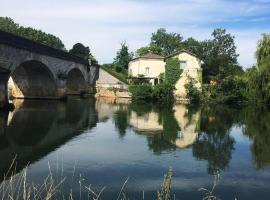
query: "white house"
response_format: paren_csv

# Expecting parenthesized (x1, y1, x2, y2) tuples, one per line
(128, 53, 165, 85)
(128, 49, 202, 99)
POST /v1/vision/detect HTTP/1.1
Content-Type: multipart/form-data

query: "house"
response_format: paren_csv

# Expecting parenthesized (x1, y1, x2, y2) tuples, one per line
(128, 49, 202, 99)
(128, 53, 165, 85)
(166, 49, 202, 99)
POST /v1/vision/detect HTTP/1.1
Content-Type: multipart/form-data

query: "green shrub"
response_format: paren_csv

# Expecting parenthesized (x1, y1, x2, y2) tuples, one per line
(165, 58, 183, 85)
(152, 83, 175, 103)
(185, 77, 201, 104)
(128, 84, 153, 100)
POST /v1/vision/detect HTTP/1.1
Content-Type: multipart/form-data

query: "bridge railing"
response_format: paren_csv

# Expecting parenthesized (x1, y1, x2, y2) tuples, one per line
(0, 30, 89, 66)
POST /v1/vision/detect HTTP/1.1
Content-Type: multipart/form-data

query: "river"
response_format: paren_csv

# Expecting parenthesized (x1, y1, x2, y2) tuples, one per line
(0, 97, 270, 199)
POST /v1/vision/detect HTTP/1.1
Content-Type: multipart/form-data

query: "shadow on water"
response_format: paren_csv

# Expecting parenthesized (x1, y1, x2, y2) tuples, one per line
(0, 97, 98, 181)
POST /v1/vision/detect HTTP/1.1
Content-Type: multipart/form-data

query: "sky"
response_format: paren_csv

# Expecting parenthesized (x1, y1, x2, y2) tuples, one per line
(1, 0, 270, 68)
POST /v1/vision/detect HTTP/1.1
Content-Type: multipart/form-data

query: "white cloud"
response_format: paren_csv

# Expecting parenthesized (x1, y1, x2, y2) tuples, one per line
(0, 0, 269, 67)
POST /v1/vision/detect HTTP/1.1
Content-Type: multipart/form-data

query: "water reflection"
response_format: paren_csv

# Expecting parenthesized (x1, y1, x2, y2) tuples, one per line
(241, 106, 270, 169)
(126, 103, 201, 154)
(0, 97, 98, 180)
(192, 106, 237, 174)
(1, 97, 270, 199)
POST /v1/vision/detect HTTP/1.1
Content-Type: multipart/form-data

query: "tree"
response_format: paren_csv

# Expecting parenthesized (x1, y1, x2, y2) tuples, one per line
(136, 44, 162, 56)
(256, 33, 270, 66)
(69, 43, 97, 63)
(201, 28, 240, 82)
(69, 43, 90, 60)
(181, 37, 203, 58)
(0, 17, 65, 50)
(150, 28, 183, 56)
(113, 42, 133, 72)
(245, 34, 270, 104)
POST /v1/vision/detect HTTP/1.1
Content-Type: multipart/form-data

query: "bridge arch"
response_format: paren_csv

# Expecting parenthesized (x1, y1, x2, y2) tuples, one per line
(8, 60, 58, 99)
(66, 68, 87, 95)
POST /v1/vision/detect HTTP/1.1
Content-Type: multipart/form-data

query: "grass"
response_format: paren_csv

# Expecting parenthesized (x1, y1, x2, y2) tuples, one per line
(100, 65, 128, 84)
(0, 158, 222, 200)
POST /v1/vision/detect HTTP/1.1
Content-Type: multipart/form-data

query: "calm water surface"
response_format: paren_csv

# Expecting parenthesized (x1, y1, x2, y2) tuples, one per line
(1, 97, 270, 199)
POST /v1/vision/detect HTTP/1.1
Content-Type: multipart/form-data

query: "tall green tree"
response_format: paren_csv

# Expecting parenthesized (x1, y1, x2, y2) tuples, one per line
(256, 33, 270, 66)
(136, 44, 162, 56)
(0, 17, 65, 50)
(69, 43, 97, 63)
(69, 43, 90, 60)
(181, 37, 203, 58)
(245, 34, 270, 104)
(113, 42, 133, 72)
(201, 28, 240, 82)
(150, 28, 183, 56)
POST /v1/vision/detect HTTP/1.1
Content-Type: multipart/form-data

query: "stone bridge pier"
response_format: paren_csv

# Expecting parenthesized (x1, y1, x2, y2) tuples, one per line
(0, 70, 10, 108)
(0, 30, 99, 109)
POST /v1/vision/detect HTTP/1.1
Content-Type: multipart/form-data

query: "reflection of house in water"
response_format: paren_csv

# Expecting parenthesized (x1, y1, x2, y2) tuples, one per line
(128, 104, 201, 149)
(95, 98, 129, 122)
(173, 105, 200, 148)
(129, 111, 162, 134)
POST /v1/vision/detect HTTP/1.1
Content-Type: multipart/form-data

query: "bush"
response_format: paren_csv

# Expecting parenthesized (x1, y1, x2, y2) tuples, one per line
(128, 84, 153, 100)
(152, 83, 175, 103)
(165, 58, 183, 85)
(185, 77, 201, 104)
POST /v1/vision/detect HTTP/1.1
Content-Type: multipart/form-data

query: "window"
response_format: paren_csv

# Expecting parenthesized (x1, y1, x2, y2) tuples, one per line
(145, 67, 150, 75)
(180, 61, 187, 69)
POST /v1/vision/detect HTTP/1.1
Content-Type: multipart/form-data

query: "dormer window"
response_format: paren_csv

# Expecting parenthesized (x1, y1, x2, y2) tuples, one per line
(180, 61, 187, 69)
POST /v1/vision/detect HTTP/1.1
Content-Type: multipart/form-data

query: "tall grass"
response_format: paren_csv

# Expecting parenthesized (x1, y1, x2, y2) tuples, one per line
(0, 159, 222, 200)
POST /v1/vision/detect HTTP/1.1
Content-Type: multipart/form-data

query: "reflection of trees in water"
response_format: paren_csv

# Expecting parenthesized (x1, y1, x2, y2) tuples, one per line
(192, 106, 237, 174)
(241, 106, 270, 169)
(113, 105, 128, 138)
(147, 107, 180, 154)
(106, 99, 270, 172)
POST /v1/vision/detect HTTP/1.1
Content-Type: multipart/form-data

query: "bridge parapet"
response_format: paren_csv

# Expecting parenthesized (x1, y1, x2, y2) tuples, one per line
(0, 30, 99, 109)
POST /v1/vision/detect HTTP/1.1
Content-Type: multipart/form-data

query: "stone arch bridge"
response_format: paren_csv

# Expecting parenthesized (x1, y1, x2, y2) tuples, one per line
(0, 30, 99, 108)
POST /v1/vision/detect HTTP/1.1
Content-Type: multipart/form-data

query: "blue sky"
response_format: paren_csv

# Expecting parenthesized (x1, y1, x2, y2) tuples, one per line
(1, 0, 270, 67)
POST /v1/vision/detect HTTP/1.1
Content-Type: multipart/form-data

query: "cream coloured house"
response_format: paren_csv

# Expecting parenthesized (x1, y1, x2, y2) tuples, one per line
(128, 50, 202, 98)
(166, 49, 202, 98)
(128, 53, 165, 85)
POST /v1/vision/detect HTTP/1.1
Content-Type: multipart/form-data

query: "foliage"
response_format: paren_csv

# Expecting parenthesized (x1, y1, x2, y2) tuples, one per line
(113, 42, 133, 72)
(216, 75, 247, 104)
(69, 43, 97, 63)
(164, 58, 182, 85)
(135, 28, 183, 57)
(256, 33, 270, 66)
(158, 73, 165, 83)
(136, 44, 162, 56)
(201, 28, 240, 82)
(150, 28, 183, 56)
(152, 83, 175, 104)
(244, 34, 270, 104)
(128, 83, 175, 104)
(0, 17, 65, 49)
(128, 84, 153, 100)
(181, 37, 204, 58)
(193, 105, 236, 174)
(185, 77, 201, 104)
(157, 167, 173, 200)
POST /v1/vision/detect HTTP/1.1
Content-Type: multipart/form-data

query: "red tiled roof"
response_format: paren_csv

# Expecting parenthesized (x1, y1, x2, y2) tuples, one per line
(131, 53, 164, 61)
